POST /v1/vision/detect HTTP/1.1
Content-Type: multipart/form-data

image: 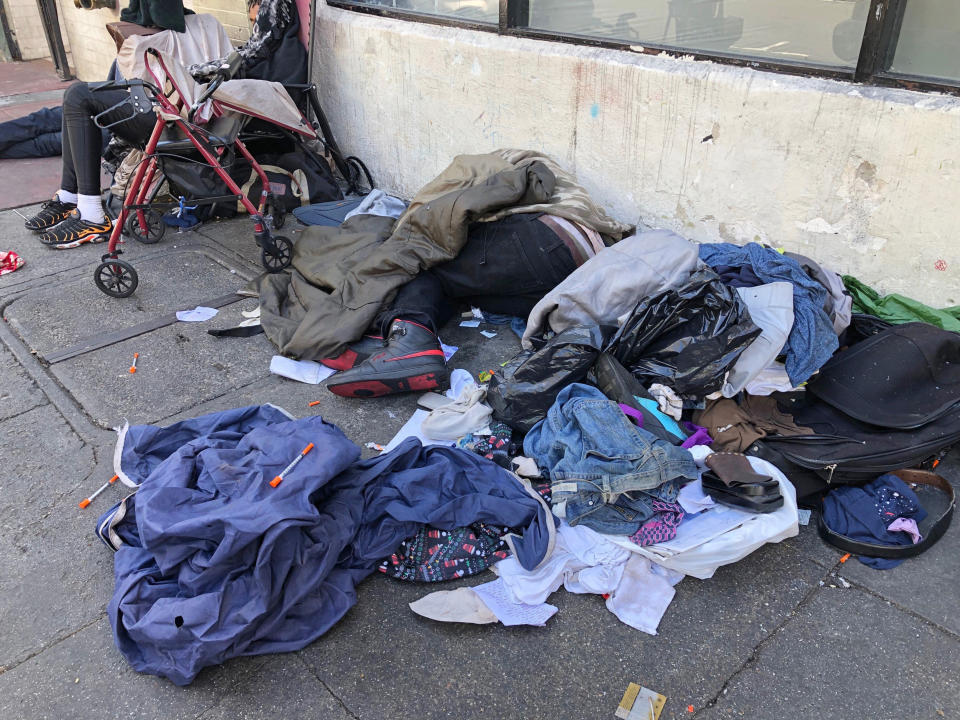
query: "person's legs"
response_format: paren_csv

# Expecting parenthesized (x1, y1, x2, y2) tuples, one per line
(326, 215, 578, 399)
(33, 83, 154, 247)
(431, 213, 577, 318)
(0, 132, 61, 159)
(0, 107, 62, 157)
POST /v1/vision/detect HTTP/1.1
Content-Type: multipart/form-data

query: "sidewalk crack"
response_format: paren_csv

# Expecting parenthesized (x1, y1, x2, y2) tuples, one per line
(295, 653, 361, 719)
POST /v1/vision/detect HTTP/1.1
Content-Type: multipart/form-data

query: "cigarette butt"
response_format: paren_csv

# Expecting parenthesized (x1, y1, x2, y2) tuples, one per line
(308, 400, 321, 407)
(840, 553, 851, 563)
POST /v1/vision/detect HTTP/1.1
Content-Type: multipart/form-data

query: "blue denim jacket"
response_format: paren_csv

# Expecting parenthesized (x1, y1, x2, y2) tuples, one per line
(524, 384, 698, 534)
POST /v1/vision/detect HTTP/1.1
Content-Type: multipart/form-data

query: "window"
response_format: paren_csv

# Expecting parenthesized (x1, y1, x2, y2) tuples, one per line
(889, 0, 960, 82)
(361, 0, 498, 24)
(332, 0, 960, 94)
(525, 0, 870, 68)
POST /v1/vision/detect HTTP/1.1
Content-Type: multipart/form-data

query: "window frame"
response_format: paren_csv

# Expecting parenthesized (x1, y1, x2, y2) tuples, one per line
(327, 0, 960, 96)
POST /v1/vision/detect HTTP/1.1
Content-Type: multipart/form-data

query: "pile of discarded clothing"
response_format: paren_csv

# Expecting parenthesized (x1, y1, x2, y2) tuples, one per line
(98, 148, 955, 684)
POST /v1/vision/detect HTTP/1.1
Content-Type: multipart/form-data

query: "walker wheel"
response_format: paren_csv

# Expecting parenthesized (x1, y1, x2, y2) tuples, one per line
(95, 259, 139, 298)
(125, 209, 166, 244)
(261, 235, 293, 273)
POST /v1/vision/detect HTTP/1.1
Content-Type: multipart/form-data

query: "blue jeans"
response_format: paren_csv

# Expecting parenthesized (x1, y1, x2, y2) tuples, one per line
(524, 383, 698, 534)
(0, 106, 62, 159)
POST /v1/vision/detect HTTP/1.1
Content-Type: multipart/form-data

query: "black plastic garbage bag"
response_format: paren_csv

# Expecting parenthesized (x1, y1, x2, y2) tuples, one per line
(607, 270, 760, 398)
(488, 325, 606, 433)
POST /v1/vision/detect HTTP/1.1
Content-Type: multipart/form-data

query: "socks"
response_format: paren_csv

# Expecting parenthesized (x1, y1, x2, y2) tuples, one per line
(56, 189, 78, 204)
(76, 194, 105, 224)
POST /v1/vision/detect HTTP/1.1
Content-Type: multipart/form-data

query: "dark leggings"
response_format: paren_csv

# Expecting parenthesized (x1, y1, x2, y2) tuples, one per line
(60, 82, 156, 195)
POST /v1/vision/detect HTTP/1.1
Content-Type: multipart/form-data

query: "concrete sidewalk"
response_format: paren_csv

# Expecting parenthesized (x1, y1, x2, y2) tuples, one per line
(0, 208, 957, 720)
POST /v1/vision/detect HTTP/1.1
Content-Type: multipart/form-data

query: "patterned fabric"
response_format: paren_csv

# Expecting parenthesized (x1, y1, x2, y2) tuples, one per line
(629, 500, 685, 547)
(455, 421, 515, 467)
(188, 0, 297, 79)
(0, 251, 24, 276)
(378, 524, 511, 582)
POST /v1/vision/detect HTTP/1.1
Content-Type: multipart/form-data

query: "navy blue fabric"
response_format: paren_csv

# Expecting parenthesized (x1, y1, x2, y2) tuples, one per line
(0, 106, 62, 159)
(698, 242, 838, 385)
(104, 406, 553, 684)
(821, 474, 927, 570)
(292, 199, 364, 226)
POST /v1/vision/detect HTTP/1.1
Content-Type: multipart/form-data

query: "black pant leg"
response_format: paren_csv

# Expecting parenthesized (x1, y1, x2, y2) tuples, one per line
(375, 271, 453, 335)
(431, 213, 577, 317)
(60, 82, 155, 195)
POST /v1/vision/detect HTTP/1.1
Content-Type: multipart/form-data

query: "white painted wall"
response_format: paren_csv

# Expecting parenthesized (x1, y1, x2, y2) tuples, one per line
(312, 4, 960, 307)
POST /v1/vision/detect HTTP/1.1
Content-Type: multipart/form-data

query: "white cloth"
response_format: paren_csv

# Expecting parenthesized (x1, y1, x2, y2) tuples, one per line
(492, 523, 681, 635)
(722, 283, 795, 398)
(611, 457, 799, 579)
(343, 189, 408, 221)
(408, 587, 497, 625)
(117, 14, 233, 84)
(420, 382, 493, 441)
(649, 383, 683, 421)
(743, 363, 802, 396)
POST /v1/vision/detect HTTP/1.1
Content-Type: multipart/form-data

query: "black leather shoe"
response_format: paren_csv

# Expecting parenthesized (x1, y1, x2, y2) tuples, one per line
(327, 319, 449, 398)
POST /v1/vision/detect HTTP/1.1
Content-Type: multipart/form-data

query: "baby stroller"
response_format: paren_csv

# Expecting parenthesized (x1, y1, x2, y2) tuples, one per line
(90, 47, 360, 298)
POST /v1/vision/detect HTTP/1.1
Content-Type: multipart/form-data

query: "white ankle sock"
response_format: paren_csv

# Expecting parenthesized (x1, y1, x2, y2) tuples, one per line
(56, 189, 78, 204)
(76, 194, 105, 223)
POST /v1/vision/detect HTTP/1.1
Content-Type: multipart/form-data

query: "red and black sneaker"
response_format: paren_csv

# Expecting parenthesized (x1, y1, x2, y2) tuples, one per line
(326, 319, 449, 398)
(320, 334, 385, 371)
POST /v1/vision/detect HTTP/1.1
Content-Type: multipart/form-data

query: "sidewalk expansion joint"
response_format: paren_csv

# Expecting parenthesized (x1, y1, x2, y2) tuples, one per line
(0, 613, 105, 677)
(295, 653, 362, 720)
(692, 567, 829, 716)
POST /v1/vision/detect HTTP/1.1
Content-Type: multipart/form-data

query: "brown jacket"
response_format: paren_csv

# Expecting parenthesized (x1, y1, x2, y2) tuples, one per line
(260, 158, 557, 360)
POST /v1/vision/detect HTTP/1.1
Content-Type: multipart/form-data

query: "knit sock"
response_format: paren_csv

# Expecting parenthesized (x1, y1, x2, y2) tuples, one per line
(56, 189, 78, 204)
(76, 194, 105, 223)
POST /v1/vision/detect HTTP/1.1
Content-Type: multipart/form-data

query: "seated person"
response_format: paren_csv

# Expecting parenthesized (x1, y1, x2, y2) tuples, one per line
(23, 0, 300, 249)
(324, 212, 606, 398)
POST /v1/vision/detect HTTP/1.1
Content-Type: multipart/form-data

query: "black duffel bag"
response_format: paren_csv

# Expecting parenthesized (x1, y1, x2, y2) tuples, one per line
(751, 322, 960, 503)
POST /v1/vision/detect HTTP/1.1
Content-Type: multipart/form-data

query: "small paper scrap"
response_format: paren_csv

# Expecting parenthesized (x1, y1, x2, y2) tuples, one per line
(269, 355, 336, 384)
(797, 508, 811, 526)
(616, 683, 666, 720)
(441, 342, 458, 361)
(176, 306, 219, 322)
(459, 320, 481, 328)
(480, 330, 498, 338)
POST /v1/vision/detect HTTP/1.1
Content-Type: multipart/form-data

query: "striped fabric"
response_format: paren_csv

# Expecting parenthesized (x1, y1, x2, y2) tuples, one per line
(537, 214, 606, 267)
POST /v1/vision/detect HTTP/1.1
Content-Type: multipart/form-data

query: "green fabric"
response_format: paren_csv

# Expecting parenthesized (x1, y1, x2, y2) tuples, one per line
(120, 0, 188, 33)
(842, 275, 960, 332)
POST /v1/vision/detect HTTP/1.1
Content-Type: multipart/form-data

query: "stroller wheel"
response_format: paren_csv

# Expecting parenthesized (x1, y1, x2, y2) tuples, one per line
(261, 235, 293, 273)
(125, 209, 166, 244)
(95, 259, 139, 298)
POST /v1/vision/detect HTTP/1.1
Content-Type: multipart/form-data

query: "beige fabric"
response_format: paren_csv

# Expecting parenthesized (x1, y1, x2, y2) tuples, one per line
(214, 80, 316, 138)
(117, 14, 233, 84)
(398, 149, 633, 242)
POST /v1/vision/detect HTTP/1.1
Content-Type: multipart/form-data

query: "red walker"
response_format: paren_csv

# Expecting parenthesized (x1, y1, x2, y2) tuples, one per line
(91, 48, 316, 297)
